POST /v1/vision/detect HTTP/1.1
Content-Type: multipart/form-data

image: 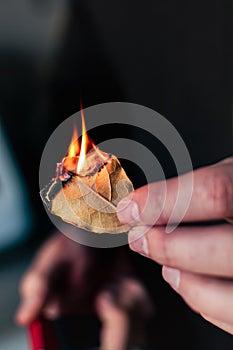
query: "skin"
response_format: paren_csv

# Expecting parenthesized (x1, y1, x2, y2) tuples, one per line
(15, 233, 152, 349)
(117, 157, 233, 335)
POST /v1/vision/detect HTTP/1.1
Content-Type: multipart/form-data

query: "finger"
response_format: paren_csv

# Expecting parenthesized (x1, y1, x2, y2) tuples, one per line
(96, 292, 129, 350)
(162, 267, 233, 326)
(201, 314, 233, 335)
(117, 159, 233, 225)
(31, 234, 72, 274)
(15, 270, 48, 325)
(128, 224, 233, 277)
(15, 234, 69, 325)
(115, 278, 154, 317)
(43, 299, 60, 320)
(212, 156, 233, 167)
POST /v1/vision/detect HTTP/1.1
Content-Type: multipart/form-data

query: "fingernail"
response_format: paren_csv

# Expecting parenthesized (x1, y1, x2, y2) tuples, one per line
(117, 199, 140, 224)
(162, 266, 180, 290)
(128, 226, 149, 256)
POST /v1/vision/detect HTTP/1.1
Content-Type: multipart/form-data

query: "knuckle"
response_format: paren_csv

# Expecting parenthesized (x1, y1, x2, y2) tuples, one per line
(204, 171, 233, 217)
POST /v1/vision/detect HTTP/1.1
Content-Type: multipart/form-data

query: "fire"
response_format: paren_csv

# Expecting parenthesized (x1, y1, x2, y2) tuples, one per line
(67, 126, 79, 158)
(63, 102, 110, 176)
(65, 105, 93, 174)
(77, 108, 88, 173)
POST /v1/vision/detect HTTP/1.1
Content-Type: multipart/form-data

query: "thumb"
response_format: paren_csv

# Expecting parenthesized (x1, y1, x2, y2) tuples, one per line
(15, 233, 70, 325)
(96, 292, 129, 350)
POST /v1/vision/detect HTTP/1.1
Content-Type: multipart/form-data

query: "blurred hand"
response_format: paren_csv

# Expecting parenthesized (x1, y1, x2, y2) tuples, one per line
(15, 233, 152, 349)
(117, 157, 233, 335)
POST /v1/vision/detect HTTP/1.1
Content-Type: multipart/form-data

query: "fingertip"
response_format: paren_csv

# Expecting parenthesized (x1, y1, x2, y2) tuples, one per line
(14, 310, 24, 326)
(95, 292, 113, 310)
(117, 198, 140, 224)
(15, 297, 43, 326)
(95, 292, 117, 321)
(43, 302, 60, 320)
(15, 306, 32, 326)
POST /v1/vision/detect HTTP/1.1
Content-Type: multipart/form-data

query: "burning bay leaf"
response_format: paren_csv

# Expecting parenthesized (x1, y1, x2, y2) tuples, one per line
(40, 150, 133, 234)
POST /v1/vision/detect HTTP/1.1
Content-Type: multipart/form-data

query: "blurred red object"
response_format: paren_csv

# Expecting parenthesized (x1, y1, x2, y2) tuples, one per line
(28, 319, 45, 350)
(28, 318, 60, 350)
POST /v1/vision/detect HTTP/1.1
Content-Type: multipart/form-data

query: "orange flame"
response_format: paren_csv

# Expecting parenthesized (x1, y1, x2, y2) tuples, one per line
(67, 126, 79, 158)
(64, 101, 110, 176)
(65, 103, 94, 174)
(77, 107, 88, 173)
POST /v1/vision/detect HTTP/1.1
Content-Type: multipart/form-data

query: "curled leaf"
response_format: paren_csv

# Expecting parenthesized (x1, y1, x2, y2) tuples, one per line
(40, 150, 133, 234)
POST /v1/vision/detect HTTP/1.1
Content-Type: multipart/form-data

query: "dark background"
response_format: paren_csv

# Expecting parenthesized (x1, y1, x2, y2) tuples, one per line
(0, 0, 232, 349)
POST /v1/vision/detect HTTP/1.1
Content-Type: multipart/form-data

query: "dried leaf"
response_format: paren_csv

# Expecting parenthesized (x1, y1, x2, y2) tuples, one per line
(40, 151, 133, 233)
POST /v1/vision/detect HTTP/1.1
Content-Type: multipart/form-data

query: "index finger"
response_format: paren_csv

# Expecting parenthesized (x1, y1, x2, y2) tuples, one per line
(15, 234, 72, 325)
(117, 158, 233, 225)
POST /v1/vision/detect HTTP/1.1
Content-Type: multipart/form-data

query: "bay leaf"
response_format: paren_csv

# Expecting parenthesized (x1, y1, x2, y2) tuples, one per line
(40, 153, 133, 234)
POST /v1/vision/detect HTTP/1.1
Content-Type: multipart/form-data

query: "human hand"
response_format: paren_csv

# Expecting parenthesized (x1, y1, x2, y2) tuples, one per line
(117, 157, 233, 334)
(15, 232, 152, 349)
(15, 233, 101, 324)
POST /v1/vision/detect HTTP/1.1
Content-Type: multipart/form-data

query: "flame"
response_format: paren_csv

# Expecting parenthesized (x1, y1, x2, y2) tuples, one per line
(64, 102, 109, 175)
(67, 126, 79, 158)
(77, 107, 88, 173)
(65, 103, 93, 174)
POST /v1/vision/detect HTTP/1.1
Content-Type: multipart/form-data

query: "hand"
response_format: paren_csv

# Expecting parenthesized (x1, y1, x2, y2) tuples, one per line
(117, 157, 233, 335)
(15, 232, 152, 349)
